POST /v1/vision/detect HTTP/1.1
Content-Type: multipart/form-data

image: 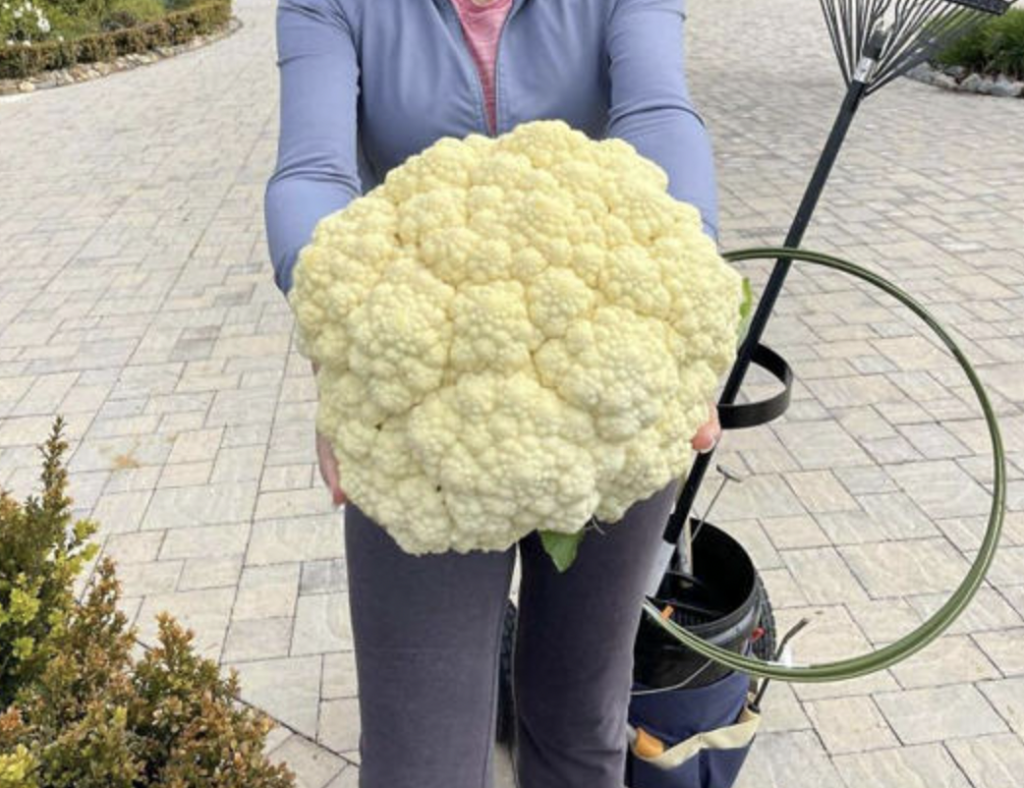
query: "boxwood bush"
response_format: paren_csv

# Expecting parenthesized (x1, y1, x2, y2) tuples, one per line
(0, 0, 231, 80)
(934, 7, 1024, 81)
(0, 419, 295, 788)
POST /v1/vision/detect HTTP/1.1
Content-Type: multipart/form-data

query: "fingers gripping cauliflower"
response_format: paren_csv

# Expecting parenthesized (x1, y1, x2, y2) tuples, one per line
(289, 120, 744, 557)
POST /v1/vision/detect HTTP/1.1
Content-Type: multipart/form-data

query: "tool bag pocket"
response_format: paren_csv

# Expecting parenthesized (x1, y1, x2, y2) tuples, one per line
(625, 671, 761, 788)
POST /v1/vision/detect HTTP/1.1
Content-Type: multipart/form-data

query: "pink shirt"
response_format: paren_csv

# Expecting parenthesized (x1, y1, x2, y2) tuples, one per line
(451, 0, 515, 135)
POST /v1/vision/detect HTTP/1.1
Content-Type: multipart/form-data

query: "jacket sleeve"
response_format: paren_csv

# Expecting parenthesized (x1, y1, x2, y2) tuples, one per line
(605, 0, 719, 244)
(264, 0, 362, 296)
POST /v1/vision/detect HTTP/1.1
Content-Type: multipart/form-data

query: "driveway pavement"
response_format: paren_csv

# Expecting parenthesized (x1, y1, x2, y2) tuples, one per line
(1, 1, 1022, 786)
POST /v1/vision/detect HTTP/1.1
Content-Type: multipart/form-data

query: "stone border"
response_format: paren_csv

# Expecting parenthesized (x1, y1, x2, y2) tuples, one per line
(906, 61, 1024, 98)
(0, 14, 242, 96)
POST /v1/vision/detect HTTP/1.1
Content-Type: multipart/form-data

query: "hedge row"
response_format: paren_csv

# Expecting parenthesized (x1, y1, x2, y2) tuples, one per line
(0, 0, 232, 80)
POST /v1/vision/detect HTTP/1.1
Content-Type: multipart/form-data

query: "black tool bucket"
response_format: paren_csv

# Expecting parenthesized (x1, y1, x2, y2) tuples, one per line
(634, 519, 764, 689)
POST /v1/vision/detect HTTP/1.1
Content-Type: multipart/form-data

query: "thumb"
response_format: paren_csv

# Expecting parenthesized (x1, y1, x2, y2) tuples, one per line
(317, 434, 347, 507)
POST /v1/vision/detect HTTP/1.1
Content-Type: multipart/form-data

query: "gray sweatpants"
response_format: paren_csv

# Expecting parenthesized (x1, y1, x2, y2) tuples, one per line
(343, 478, 681, 788)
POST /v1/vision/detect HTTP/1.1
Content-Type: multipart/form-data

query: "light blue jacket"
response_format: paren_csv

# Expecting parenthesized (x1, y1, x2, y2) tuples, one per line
(264, 0, 718, 295)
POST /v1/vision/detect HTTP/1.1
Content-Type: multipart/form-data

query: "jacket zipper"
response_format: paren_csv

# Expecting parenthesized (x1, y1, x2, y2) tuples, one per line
(444, 0, 524, 137)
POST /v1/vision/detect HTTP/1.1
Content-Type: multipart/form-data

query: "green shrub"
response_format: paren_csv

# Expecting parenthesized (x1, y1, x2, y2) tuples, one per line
(100, 0, 164, 31)
(0, 418, 296, 788)
(934, 8, 1024, 81)
(0, 418, 98, 710)
(0, 0, 229, 78)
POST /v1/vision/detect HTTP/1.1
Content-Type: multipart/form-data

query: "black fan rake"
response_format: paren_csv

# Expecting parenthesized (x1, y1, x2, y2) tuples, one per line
(648, 0, 1016, 593)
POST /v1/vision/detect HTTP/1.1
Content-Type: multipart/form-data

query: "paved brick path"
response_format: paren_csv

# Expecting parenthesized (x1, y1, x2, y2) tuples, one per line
(1, 0, 1022, 786)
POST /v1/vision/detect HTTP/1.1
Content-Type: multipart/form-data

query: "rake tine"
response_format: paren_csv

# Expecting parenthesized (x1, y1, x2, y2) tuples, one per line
(870, 1, 894, 47)
(821, 0, 852, 83)
(847, 0, 864, 59)
(855, 0, 873, 61)
(889, 0, 944, 61)
(872, 0, 944, 79)
(869, 5, 982, 92)
(871, 3, 975, 90)
(838, 0, 856, 72)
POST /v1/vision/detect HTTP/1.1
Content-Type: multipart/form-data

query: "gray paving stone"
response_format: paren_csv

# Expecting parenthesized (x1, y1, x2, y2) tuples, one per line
(113, 559, 183, 598)
(972, 629, 1024, 677)
(247, 514, 346, 565)
(300, 559, 349, 596)
(159, 522, 250, 560)
(261, 463, 315, 492)
(760, 514, 833, 550)
(291, 593, 354, 656)
(874, 685, 1007, 744)
(857, 492, 940, 540)
(895, 423, 972, 460)
(731, 731, 845, 788)
(753, 681, 811, 734)
(886, 460, 993, 520)
(804, 695, 899, 754)
(178, 554, 244, 591)
(255, 488, 338, 520)
(833, 743, 973, 788)
(234, 563, 301, 621)
(978, 677, 1024, 737)
(266, 732, 346, 788)
(157, 461, 213, 489)
(783, 470, 859, 513)
(845, 598, 924, 646)
(90, 490, 153, 535)
(781, 547, 870, 605)
(888, 635, 1001, 689)
(142, 481, 258, 530)
(945, 733, 1024, 788)
(839, 538, 973, 598)
(773, 420, 874, 471)
(907, 588, 1023, 637)
(322, 651, 359, 700)
(814, 509, 893, 545)
(232, 657, 323, 740)
(805, 375, 906, 409)
(318, 697, 361, 753)
(102, 529, 166, 565)
(223, 618, 293, 663)
(705, 472, 806, 520)
(210, 444, 267, 483)
(323, 765, 360, 788)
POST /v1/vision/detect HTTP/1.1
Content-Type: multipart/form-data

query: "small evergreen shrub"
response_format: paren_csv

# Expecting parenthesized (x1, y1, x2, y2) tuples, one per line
(0, 417, 98, 710)
(934, 8, 1024, 81)
(0, 418, 296, 788)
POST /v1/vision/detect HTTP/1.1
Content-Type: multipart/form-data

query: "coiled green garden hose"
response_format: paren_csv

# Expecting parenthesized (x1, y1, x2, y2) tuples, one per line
(642, 246, 1007, 683)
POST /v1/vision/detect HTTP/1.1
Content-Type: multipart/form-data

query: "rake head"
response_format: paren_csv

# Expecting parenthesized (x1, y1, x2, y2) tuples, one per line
(819, 0, 1016, 95)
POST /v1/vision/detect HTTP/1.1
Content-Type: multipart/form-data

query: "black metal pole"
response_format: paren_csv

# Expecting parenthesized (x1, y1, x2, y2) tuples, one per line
(661, 76, 871, 551)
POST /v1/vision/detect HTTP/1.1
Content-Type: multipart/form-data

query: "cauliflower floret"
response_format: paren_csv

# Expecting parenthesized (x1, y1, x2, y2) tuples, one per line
(289, 119, 743, 558)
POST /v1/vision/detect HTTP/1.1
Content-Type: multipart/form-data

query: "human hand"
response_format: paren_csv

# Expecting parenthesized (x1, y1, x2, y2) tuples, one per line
(312, 361, 347, 507)
(689, 401, 721, 454)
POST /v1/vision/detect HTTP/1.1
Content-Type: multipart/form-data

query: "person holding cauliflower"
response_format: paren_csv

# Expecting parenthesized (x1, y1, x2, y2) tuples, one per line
(264, 1, 740, 786)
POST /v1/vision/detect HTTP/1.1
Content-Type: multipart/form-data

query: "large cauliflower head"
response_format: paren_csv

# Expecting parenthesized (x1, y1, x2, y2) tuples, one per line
(289, 120, 744, 555)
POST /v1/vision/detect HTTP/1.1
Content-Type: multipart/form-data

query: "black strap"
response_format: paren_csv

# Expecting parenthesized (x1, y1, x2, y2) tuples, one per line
(717, 343, 793, 430)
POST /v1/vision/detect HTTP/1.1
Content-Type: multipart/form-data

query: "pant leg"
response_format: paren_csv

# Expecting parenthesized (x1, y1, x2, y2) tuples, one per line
(512, 479, 682, 788)
(344, 501, 517, 788)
